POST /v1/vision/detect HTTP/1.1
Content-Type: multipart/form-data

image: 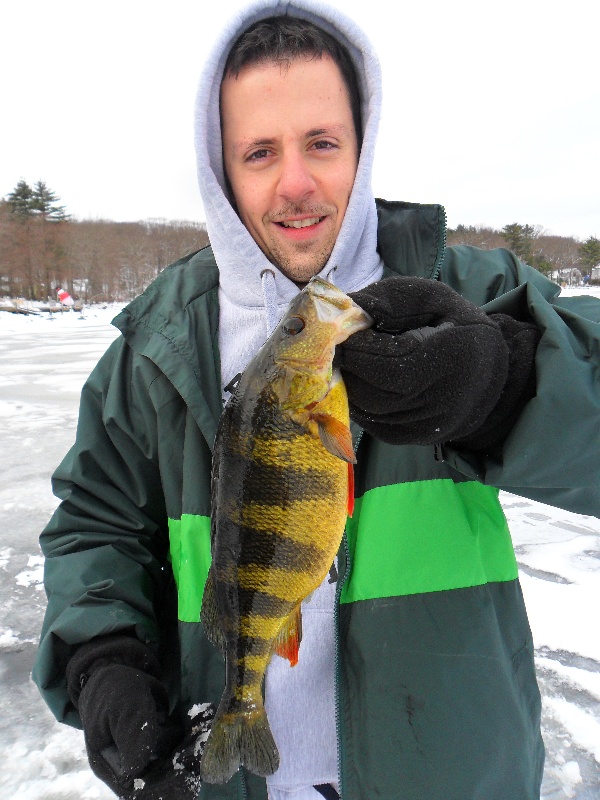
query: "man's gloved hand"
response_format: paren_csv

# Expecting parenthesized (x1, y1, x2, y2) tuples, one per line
(66, 634, 196, 799)
(335, 276, 540, 449)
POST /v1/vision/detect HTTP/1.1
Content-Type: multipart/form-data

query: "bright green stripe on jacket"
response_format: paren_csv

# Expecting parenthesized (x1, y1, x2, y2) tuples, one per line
(168, 514, 211, 623)
(168, 480, 517, 620)
(341, 480, 518, 603)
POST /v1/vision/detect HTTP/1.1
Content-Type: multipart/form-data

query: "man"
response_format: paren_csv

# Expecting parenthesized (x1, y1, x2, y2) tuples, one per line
(33, 2, 600, 800)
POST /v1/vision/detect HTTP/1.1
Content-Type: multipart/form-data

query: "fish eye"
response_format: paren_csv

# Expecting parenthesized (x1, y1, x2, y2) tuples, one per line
(283, 316, 305, 335)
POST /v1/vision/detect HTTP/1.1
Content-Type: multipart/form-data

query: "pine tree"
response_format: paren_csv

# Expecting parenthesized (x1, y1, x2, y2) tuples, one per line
(3, 179, 70, 299)
(578, 236, 600, 272)
(30, 180, 69, 221)
(5, 179, 69, 221)
(501, 223, 534, 264)
(6, 179, 34, 216)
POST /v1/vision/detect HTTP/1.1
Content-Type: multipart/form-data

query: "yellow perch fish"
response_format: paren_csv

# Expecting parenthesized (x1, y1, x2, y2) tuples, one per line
(200, 277, 372, 784)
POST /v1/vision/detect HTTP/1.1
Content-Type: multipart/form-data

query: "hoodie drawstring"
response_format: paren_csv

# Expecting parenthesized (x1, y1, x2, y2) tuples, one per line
(261, 268, 280, 338)
(325, 265, 338, 285)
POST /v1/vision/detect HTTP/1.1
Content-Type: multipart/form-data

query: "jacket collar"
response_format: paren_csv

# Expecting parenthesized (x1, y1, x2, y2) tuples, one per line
(112, 247, 222, 448)
(375, 199, 447, 280)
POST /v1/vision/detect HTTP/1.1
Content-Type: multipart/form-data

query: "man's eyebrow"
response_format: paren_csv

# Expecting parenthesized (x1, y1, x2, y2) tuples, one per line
(231, 138, 276, 156)
(306, 125, 349, 137)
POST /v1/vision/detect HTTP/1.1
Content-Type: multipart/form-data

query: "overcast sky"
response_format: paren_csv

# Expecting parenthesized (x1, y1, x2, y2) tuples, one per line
(2, 0, 598, 240)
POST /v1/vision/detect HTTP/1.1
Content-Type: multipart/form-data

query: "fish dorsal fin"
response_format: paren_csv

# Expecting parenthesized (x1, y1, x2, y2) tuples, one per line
(200, 568, 226, 655)
(311, 412, 356, 464)
(273, 604, 302, 667)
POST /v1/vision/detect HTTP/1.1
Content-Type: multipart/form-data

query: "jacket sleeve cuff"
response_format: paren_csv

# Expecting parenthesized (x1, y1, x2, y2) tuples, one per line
(449, 314, 541, 452)
(66, 633, 161, 708)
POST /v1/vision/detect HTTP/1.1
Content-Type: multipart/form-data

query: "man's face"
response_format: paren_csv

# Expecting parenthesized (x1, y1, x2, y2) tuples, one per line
(221, 54, 359, 284)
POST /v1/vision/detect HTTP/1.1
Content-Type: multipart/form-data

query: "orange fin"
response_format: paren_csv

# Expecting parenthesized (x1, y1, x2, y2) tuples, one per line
(311, 412, 356, 463)
(273, 605, 302, 667)
(347, 462, 355, 517)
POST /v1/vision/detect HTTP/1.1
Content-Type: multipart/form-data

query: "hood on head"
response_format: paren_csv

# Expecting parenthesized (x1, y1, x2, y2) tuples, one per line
(194, 0, 384, 309)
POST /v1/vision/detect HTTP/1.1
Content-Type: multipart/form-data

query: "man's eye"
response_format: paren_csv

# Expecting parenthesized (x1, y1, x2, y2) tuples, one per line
(247, 149, 270, 162)
(313, 140, 336, 150)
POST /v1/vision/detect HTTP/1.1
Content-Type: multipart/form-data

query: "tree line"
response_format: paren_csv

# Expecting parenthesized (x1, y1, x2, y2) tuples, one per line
(1, 180, 208, 302)
(447, 223, 600, 282)
(2, 180, 599, 303)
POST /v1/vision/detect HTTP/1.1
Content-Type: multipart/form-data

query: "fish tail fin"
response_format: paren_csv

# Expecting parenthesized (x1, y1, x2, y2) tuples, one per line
(240, 709, 280, 778)
(200, 700, 279, 784)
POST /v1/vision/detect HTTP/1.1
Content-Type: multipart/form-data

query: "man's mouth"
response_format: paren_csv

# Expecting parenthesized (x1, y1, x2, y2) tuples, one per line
(278, 216, 325, 229)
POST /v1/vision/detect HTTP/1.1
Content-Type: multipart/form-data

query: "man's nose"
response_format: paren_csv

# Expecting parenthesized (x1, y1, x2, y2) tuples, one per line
(276, 151, 317, 202)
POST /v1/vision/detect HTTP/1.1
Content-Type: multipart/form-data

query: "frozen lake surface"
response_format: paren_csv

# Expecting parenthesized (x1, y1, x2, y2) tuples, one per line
(1, 290, 599, 799)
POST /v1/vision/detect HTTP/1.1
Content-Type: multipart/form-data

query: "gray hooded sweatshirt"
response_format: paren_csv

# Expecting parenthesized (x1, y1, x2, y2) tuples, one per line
(194, 2, 384, 796)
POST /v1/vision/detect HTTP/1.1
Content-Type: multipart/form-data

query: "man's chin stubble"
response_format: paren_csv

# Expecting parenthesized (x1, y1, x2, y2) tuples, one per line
(268, 242, 334, 284)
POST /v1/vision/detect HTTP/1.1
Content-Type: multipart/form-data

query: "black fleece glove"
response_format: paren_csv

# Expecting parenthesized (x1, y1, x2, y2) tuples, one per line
(336, 276, 540, 449)
(66, 634, 213, 800)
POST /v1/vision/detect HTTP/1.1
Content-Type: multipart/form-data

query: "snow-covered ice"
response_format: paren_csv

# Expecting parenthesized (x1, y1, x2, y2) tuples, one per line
(1, 288, 599, 799)
(0, 304, 122, 800)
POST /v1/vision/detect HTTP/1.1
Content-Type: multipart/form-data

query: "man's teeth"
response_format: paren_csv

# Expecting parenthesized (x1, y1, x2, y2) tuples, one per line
(280, 217, 322, 229)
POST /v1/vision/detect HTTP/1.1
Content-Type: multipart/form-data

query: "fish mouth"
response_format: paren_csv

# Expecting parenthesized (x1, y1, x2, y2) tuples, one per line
(307, 278, 373, 341)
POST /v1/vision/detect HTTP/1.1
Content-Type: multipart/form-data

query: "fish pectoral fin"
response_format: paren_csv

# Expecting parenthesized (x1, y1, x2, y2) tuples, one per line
(273, 605, 302, 667)
(311, 412, 356, 464)
(200, 568, 226, 655)
(347, 462, 355, 518)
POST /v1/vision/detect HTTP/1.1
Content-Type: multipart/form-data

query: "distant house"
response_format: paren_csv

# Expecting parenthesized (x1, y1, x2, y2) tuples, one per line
(552, 267, 583, 286)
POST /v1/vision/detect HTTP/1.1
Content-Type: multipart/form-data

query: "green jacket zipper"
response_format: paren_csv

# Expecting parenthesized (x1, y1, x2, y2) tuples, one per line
(432, 204, 447, 281)
(333, 427, 363, 798)
(238, 770, 248, 800)
(334, 532, 351, 799)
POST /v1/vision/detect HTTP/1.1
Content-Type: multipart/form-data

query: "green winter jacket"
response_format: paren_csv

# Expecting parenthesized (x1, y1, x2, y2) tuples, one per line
(34, 200, 600, 800)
